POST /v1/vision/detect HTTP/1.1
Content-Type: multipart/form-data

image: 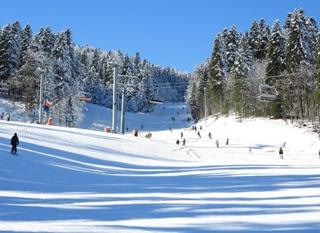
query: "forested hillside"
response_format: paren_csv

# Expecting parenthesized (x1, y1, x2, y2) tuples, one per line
(188, 9, 320, 124)
(0, 22, 189, 125)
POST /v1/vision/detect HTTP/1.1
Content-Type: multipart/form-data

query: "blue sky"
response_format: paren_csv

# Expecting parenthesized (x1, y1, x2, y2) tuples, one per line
(1, 0, 319, 71)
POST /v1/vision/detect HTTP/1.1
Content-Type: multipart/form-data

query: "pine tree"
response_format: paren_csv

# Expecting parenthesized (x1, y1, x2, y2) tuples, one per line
(0, 23, 22, 80)
(34, 27, 55, 55)
(248, 19, 270, 60)
(285, 9, 314, 72)
(285, 9, 318, 119)
(231, 34, 253, 117)
(265, 20, 286, 118)
(20, 24, 33, 67)
(11, 21, 22, 68)
(315, 35, 320, 111)
(14, 49, 40, 114)
(187, 82, 201, 120)
(65, 96, 75, 127)
(209, 34, 226, 113)
(222, 26, 239, 72)
(101, 51, 114, 86)
(266, 20, 286, 76)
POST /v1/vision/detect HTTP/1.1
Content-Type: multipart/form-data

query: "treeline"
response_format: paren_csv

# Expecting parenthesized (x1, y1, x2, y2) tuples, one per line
(0, 22, 189, 125)
(187, 9, 320, 124)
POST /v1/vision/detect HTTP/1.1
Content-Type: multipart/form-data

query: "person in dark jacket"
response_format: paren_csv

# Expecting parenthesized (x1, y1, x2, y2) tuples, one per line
(11, 133, 19, 155)
(279, 147, 283, 159)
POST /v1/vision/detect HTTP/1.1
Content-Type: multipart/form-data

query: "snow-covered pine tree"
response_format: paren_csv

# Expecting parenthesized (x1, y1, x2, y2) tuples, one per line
(265, 20, 286, 118)
(12, 48, 40, 114)
(231, 33, 253, 117)
(34, 27, 55, 56)
(0, 23, 22, 80)
(266, 20, 286, 76)
(101, 51, 114, 86)
(209, 33, 226, 113)
(65, 96, 75, 127)
(314, 34, 320, 112)
(285, 9, 313, 72)
(222, 26, 239, 72)
(285, 9, 318, 119)
(11, 21, 22, 69)
(187, 82, 201, 120)
(20, 24, 33, 67)
(248, 19, 270, 60)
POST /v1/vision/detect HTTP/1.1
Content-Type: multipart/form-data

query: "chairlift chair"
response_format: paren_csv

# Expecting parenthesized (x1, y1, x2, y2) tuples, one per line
(149, 99, 163, 104)
(79, 93, 92, 102)
(258, 82, 279, 102)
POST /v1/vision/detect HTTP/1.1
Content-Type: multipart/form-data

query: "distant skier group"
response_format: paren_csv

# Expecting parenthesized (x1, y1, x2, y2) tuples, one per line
(0, 112, 10, 121)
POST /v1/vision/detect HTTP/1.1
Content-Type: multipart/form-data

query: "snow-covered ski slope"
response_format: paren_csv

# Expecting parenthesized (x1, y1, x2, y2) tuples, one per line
(1, 102, 320, 232)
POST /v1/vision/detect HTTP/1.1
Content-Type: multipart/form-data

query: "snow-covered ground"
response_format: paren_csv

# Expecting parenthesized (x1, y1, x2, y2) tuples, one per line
(1, 100, 320, 232)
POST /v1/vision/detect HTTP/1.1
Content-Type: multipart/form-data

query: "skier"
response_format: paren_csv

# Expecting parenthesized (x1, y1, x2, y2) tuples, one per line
(180, 132, 183, 138)
(7, 112, 10, 121)
(208, 132, 212, 139)
(279, 147, 284, 159)
(182, 138, 186, 146)
(0, 112, 4, 120)
(197, 131, 201, 138)
(169, 127, 172, 132)
(226, 138, 229, 145)
(11, 133, 19, 155)
(176, 139, 180, 145)
(216, 140, 219, 148)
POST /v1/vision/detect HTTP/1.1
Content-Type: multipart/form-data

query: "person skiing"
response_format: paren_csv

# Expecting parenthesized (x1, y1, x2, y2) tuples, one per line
(180, 132, 183, 138)
(169, 127, 172, 132)
(182, 138, 186, 146)
(11, 133, 19, 155)
(216, 140, 219, 148)
(197, 131, 201, 138)
(279, 147, 284, 159)
(226, 138, 229, 145)
(176, 139, 180, 145)
(208, 132, 212, 139)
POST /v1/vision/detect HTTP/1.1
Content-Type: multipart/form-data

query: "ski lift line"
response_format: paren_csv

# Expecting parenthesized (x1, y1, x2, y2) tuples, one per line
(116, 83, 193, 90)
(118, 74, 138, 79)
(116, 82, 210, 89)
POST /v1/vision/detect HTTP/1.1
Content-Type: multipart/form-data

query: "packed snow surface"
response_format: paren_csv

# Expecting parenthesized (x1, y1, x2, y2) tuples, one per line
(1, 101, 320, 232)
